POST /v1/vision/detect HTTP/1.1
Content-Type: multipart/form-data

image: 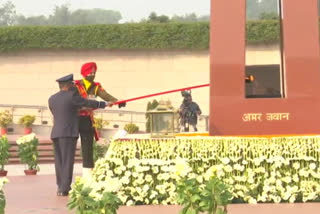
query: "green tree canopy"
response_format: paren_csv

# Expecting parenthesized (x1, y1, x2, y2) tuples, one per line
(0, 1, 16, 26)
(14, 3, 122, 26)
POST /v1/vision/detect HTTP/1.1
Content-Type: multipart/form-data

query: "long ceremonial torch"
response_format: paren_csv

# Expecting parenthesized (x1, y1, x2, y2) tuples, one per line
(112, 75, 255, 105)
(113, 83, 210, 105)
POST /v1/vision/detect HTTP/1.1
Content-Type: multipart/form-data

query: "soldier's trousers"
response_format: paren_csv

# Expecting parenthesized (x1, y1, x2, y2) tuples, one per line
(53, 137, 77, 193)
(79, 116, 95, 168)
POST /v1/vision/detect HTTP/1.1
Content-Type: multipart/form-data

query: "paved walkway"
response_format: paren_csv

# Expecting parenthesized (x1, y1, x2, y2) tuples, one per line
(4, 163, 82, 214)
(3, 164, 320, 214)
(5, 175, 74, 214)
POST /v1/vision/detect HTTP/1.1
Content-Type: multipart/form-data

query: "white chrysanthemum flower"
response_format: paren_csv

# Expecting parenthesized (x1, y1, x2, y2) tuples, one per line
(248, 197, 257, 204)
(114, 167, 123, 175)
(253, 158, 262, 166)
(152, 166, 159, 174)
(242, 160, 248, 165)
(196, 175, 203, 183)
(125, 171, 131, 177)
(104, 176, 121, 192)
(128, 159, 140, 168)
(120, 176, 130, 185)
(143, 184, 149, 192)
(145, 174, 153, 182)
(224, 165, 233, 172)
(174, 159, 192, 177)
(221, 157, 230, 165)
(152, 199, 159, 205)
(281, 176, 292, 184)
(293, 162, 300, 170)
(292, 174, 299, 182)
(247, 177, 255, 184)
(309, 163, 316, 170)
(257, 194, 267, 202)
(234, 164, 245, 172)
(289, 195, 296, 203)
(273, 196, 281, 203)
(126, 200, 134, 206)
(0, 178, 9, 190)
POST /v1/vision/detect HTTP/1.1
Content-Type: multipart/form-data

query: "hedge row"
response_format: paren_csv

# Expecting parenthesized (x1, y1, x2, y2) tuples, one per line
(0, 21, 280, 52)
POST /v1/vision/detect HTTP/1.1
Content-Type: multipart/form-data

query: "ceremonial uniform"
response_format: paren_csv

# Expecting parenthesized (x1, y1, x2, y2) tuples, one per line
(75, 62, 125, 171)
(179, 95, 201, 132)
(49, 74, 106, 196)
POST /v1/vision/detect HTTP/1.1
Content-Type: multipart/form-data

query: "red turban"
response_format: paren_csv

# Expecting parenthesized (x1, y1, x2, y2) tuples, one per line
(81, 62, 97, 77)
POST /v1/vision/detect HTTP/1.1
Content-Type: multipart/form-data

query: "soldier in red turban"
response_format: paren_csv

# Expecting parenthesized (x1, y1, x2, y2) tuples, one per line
(74, 62, 125, 175)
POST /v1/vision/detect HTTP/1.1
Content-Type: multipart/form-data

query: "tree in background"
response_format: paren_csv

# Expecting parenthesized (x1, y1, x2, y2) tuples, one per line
(16, 15, 48, 26)
(259, 12, 278, 20)
(146, 12, 170, 23)
(171, 13, 198, 22)
(0, 1, 16, 26)
(247, 0, 278, 20)
(70, 8, 122, 25)
(12, 3, 122, 26)
(141, 12, 209, 23)
(48, 4, 71, 25)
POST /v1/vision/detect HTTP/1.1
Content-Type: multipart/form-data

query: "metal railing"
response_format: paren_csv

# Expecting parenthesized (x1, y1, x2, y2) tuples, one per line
(0, 104, 209, 132)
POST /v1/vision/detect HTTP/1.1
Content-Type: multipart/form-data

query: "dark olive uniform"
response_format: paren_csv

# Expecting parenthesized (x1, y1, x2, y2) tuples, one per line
(75, 79, 117, 168)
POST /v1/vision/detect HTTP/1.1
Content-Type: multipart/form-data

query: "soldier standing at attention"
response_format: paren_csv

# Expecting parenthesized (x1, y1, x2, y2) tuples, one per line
(179, 91, 202, 132)
(74, 62, 126, 176)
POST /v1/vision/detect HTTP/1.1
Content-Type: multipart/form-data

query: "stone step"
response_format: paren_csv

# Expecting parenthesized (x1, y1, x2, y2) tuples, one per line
(8, 156, 83, 164)
(6, 135, 83, 164)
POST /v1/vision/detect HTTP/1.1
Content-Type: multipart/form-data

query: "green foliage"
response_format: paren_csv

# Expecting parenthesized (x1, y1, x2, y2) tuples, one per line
(0, 110, 12, 128)
(93, 141, 109, 163)
(93, 117, 109, 130)
(0, 1, 16, 26)
(68, 179, 122, 214)
(17, 134, 39, 170)
(0, 22, 209, 52)
(18, 115, 36, 128)
(0, 136, 10, 170)
(124, 123, 139, 134)
(177, 177, 232, 214)
(259, 12, 278, 20)
(0, 20, 286, 52)
(246, 20, 280, 44)
(145, 99, 159, 132)
(0, 190, 5, 214)
(176, 178, 203, 214)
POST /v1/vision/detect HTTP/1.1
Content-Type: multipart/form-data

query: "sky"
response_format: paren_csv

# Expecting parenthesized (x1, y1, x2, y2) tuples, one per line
(7, 0, 210, 22)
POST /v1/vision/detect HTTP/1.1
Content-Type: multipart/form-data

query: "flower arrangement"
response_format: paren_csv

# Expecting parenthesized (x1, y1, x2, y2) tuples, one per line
(0, 136, 10, 171)
(0, 110, 12, 129)
(68, 176, 122, 213)
(16, 133, 39, 171)
(69, 136, 320, 208)
(0, 177, 8, 213)
(18, 115, 36, 128)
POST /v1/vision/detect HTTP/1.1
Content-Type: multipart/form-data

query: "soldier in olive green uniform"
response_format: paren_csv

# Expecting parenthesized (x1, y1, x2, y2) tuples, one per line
(75, 62, 125, 175)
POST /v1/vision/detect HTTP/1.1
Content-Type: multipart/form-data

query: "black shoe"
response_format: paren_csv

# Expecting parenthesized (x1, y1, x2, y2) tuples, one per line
(57, 191, 69, 196)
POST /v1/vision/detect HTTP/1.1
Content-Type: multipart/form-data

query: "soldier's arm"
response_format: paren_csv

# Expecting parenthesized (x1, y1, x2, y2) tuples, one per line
(96, 86, 118, 102)
(71, 92, 106, 109)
